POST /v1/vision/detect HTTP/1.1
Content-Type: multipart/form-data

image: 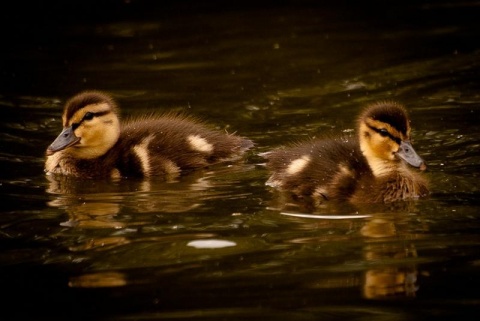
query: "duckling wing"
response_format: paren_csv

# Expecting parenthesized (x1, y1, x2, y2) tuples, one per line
(117, 115, 253, 177)
(262, 137, 368, 200)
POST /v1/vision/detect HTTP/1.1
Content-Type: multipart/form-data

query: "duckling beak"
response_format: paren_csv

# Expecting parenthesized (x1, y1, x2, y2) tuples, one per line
(396, 141, 427, 171)
(46, 126, 80, 156)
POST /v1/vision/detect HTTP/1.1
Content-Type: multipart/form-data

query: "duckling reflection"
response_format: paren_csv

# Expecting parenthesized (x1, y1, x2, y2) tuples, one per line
(360, 217, 421, 299)
(46, 165, 248, 230)
(69, 271, 127, 288)
(281, 209, 423, 299)
(268, 186, 422, 215)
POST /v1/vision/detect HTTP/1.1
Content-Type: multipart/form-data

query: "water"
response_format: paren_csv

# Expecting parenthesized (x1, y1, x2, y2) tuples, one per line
(1, 1, 480, 320)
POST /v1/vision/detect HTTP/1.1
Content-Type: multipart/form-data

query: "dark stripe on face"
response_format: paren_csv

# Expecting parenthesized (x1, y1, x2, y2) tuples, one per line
(72, 110, 111, 130)
(367, 124, 402, 145)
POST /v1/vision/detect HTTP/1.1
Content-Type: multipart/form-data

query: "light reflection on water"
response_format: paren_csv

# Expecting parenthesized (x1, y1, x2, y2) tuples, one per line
(1, 1, 480, 320)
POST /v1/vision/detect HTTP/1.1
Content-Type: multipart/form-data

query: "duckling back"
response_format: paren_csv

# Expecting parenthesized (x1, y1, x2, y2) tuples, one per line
(263, 137, 371, 201)
(114, 114, 253, 178)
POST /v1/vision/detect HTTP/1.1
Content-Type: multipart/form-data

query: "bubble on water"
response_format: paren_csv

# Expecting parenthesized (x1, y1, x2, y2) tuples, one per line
(187, 239, 237, 249)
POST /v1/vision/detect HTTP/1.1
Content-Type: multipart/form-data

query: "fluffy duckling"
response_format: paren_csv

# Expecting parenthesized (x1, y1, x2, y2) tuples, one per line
(262, 101, 428, 204)
(45, 91, 253, 179)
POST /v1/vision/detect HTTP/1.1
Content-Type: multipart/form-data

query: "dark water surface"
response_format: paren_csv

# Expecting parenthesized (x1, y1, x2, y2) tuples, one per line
(1, 1, 480, 320)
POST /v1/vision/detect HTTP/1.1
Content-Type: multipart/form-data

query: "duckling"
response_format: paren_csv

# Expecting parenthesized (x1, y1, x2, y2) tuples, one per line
(45, 91, 253, 179)
(261, 101, 428, 204)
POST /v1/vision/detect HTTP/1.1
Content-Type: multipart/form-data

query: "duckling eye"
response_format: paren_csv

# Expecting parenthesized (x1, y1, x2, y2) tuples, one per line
(378, 128, 389, 137)
(83, 112, 94, 121)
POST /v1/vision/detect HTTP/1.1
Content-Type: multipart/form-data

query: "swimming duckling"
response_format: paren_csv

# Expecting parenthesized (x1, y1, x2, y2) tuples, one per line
(262, 101, 428, 204)
(45, 91, 253, 179)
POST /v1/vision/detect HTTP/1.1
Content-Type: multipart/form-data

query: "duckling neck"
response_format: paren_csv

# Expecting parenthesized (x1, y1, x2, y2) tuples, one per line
(358, 134, 399, 178)
(366, 156, 398, 177)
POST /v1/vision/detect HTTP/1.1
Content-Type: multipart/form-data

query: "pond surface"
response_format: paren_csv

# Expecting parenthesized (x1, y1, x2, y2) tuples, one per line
(1, 1, 480, 320)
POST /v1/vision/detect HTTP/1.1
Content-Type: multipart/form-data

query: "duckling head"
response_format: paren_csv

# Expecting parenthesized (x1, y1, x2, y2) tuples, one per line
(46, 91, 121, 159)
(358, 101, 426, 176)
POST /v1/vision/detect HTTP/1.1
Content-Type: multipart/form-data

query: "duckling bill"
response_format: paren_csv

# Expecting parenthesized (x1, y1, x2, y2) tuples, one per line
(45, 91, 253, 179)
(262, 101, 429, 204)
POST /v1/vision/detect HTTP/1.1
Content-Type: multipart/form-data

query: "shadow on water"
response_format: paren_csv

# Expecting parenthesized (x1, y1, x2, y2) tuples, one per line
(1, 1, 480, 320)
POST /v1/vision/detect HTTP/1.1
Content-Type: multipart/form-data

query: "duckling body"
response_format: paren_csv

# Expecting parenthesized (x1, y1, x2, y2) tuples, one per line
(45, 91, 253, 179)
(262, 101, 428, 204)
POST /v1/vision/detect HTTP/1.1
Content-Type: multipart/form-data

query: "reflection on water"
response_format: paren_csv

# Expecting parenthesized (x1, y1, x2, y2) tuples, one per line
(274, 211, 423, 300)
(45, 164, 257, 256)
(1, 1, 480, 319)
(69, 271, 128, 288)
(46, 159, 428, 300)
(361, 218, 419, 299)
